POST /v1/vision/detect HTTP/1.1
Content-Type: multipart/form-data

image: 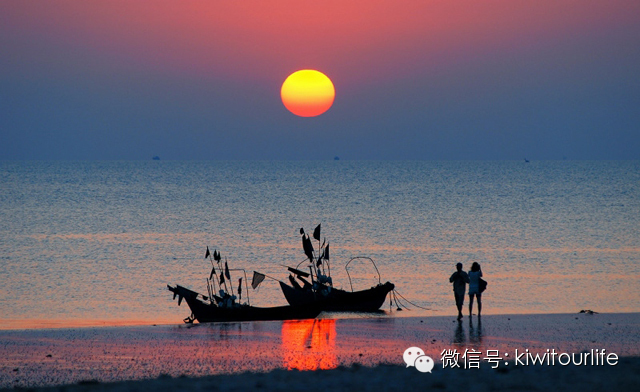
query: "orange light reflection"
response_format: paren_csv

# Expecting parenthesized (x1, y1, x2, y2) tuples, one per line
(281, 319, 337, 371)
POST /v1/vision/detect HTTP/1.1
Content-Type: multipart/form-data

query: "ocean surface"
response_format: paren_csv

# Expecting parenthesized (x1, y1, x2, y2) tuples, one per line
(1, 160, 639, 329)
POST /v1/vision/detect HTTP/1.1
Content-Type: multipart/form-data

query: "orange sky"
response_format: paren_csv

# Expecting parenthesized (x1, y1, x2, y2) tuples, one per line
(5, 0, 637, 86)
(2, 0, 639, 160)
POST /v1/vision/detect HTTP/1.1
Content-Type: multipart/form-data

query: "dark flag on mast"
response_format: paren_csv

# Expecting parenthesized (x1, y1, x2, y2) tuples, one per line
(225, 261, 231, 280)
(205, 246, 211, 259)
(251, 271, 266, 289)
(209, 266, 216, 281)
(325, 243, 330, 260)
(302, 234, 314, 262)
(313, 224, 321, 241)
(238, 278, 242, 300)
(219, 271, 225, 286)
(287, 267, 310, 278)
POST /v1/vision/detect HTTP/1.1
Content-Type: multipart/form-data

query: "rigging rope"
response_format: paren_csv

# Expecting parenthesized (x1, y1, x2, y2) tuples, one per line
(392, 289, 433, 311)
(391, 290, 402, 311)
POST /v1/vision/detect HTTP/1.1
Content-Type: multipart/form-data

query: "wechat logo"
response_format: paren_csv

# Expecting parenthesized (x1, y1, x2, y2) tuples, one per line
(403, 347, 434, 373)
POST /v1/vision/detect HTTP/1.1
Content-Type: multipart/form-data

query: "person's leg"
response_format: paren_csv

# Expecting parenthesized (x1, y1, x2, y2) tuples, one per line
(469, 293, 475, 316)
(455, 293, 463, 319)
(477, 293, 482, 316)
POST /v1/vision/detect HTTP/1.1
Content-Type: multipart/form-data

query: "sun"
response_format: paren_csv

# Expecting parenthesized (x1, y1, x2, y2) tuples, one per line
(281, 70, 335, 117)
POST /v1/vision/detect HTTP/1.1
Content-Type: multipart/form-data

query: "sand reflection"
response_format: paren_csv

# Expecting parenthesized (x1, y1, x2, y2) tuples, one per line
(452, 318, 483, 347)
(281, 319, 337, 371)
(453, 320, 466, 345)
(469, 317, 483, 345)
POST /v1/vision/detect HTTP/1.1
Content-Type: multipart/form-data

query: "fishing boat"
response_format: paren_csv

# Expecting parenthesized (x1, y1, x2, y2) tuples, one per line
(271, 225, 396, 312)
(167, 247, 321, 323)
(167, 284, 321, 323)
(279, 279, 394, 312)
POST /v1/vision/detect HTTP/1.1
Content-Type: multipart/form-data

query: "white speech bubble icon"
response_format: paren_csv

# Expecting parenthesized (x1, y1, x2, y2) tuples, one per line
(403, 347, 425, 367)
(415, 355, 434, 373)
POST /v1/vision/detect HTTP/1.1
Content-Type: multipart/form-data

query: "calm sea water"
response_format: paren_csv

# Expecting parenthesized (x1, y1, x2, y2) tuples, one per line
(1, 161, 638, 329)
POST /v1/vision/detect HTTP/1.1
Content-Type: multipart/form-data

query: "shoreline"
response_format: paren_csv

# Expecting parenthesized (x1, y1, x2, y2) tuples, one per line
(1, 312, 639, 389)
(2, 310, 638, 332)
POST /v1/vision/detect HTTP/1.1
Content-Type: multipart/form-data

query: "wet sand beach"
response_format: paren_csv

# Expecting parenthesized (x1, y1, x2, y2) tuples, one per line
(1, 312, 639, 390)
(9, 358, 640, 392)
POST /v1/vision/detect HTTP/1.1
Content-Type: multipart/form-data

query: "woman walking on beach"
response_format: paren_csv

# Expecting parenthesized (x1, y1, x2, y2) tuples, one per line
(468, 262, 483, 317)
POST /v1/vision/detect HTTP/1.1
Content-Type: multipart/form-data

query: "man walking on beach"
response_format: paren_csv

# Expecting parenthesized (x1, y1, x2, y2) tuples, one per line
(450, 263, 469, 320)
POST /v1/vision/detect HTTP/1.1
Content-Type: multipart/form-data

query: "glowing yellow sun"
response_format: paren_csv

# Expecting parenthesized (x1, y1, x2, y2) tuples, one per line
(281, 70, 335, 117)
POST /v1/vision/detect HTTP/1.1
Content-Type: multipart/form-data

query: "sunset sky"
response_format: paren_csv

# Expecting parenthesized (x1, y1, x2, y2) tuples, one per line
(1, 0, 639, 160)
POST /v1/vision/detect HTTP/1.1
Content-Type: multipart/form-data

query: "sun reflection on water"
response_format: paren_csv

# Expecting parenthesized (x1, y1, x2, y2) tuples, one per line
(281, 319, 337, 371)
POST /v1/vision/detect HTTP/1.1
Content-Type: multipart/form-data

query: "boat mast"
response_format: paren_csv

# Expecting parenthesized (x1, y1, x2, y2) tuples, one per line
(206, 248, 219, 302)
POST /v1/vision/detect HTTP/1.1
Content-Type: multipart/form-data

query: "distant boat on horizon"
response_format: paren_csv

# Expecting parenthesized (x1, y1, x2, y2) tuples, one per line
(152, 156, 160, 160)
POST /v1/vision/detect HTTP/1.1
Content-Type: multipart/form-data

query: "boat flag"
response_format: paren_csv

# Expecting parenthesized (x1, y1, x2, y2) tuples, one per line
(313, 224, 321, 241)
(205, 246, 211, 259)
(302, 234, 314, 261)
(214, 250, 221, 262)
(325, 243, 330, 260)
(289, 274, 302, 290)
(219, 271, 225, 285)
(224, 261, 231, 280)
(251, 271, 266, 289)
(209, 265, 216, 280)
(238, 277, 242, 299)
(287, 267, 310, 278)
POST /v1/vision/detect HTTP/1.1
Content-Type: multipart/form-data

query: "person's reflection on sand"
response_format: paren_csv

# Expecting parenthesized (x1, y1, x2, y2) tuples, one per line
(469, 317, 483, 345)
(453, 319, 466, 345)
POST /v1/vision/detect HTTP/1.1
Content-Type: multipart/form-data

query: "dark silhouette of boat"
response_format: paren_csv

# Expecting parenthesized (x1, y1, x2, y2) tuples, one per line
(168, 284, 321, 323)
(279, 280, 394, 311)
(168, 247, 321, 323)
(272, 225, 395, 312)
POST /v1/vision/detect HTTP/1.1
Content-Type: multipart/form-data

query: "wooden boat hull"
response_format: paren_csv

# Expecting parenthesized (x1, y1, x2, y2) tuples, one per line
(279, 281, 395, 312)
(168, 285, 321, 323)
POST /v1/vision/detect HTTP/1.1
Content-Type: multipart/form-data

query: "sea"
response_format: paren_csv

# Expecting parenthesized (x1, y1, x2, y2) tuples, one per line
(1, 160, 639, 330)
